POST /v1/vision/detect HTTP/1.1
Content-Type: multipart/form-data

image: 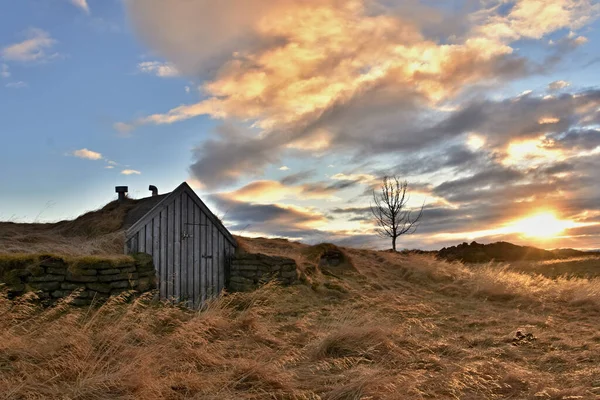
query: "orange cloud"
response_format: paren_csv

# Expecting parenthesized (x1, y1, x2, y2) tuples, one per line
(126, 0, 591, 132)
(121, 169, 141, 175)
(224, 179, 339, 203)
(72, 148, 102, 160)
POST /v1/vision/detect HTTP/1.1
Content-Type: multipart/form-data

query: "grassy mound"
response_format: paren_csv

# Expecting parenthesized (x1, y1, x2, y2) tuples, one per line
(0, 199, 141, 256)
(437, 241, 594, 263)
(302, 243, 355, 272)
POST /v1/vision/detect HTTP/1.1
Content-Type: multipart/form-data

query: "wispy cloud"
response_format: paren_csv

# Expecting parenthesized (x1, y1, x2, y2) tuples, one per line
(72, 148, 102, 160)
(69, 0, 90, 15)
(137, 61, 179, 77)
(113, 122, 135, 136)
(0, 64, 9, 78)
(1, 28, 58, 63)
(121, 169, 141, 175)
(5, 81, 27, 89)
(89, 18, 121, 33)
(279, 166, 289, 171)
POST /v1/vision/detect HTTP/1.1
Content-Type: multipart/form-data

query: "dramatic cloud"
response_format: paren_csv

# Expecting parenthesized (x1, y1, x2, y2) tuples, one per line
(122, 0, 600, 189)
(137, 61, 179, 77)
(69, 0, 90, 15)
(224, 178, 354, 203)
(1, 29, 58, 63)
(280, 170, 316, 185)
(122, 0, 600, 249)
(186, 178, 205, 190)
(72, 148, 103, 160)
(189, 124, 282, 188)
(209, 194, 329, 239)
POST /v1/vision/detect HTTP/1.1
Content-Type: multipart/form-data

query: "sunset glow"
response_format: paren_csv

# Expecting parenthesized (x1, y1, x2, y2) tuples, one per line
(2, 0, 600, 250)
(508, 213, 576, 238)
(502, 138, 564, 167)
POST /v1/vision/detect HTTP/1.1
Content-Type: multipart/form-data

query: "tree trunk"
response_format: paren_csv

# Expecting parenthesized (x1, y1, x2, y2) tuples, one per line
(392, 236, 397, 252)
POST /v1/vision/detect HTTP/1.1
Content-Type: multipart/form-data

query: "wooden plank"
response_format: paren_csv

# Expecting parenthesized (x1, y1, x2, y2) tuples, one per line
(200, 211, 207, 304)
(211, 225, 217, 296)
(180, 194, 188, 303)
(126, 235, 138, 254)
(167, 200, 174, 300)
(174, 194, 181, 302)
(153, 214, 160, 287)
(193, 203, 201, 307)
(219, 235, 225, 293)
(187, 196, 195, 307)
(214, 232, 219, 294)
(146, 221, 153, 256)
(228, 243, 234, 287)
(207, 221, 214, 299)
(160, 208, 167, 299)
(216, 231, 222, 294)
(224, 243, 230, 289)
(139, 225, 146, 253)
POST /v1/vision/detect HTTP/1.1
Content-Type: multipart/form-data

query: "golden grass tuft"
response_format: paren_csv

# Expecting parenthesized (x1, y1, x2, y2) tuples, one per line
(312, 326, 398, 361)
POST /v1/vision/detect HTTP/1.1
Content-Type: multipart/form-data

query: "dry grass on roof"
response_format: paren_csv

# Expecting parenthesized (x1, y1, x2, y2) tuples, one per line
(0, 199, 139, 256)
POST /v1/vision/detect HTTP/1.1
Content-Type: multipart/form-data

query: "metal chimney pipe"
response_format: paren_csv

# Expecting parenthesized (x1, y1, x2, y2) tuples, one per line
(149, 185, 158, 196)
(115, 186, 128, 202)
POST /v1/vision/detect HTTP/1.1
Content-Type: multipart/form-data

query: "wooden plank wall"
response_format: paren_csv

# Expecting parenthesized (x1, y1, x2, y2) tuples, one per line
(125, 191, 235, 306)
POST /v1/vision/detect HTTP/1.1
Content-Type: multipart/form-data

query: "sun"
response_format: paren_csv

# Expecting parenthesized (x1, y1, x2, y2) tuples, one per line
(509, 212, 575, 239)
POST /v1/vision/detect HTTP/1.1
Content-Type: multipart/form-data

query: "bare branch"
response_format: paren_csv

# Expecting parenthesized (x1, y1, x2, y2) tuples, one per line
(369, 176, 425, 251)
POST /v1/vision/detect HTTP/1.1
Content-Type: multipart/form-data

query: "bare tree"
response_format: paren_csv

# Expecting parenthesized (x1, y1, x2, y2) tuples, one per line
(370, 176, 424, 252)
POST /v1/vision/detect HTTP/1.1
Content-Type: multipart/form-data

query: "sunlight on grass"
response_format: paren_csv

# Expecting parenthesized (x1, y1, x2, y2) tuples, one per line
(1, 237, 600, 399)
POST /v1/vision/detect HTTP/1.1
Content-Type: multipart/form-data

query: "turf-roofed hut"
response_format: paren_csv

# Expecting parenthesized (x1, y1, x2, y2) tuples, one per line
(124, 182, 237, 305)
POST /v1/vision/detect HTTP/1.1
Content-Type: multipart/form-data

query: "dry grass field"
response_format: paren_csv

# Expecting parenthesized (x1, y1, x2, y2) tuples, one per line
(1, 235, 600, 399)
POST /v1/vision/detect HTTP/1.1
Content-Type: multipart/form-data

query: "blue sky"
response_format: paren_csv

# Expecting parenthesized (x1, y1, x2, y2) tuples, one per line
(1, 0, 600, 250)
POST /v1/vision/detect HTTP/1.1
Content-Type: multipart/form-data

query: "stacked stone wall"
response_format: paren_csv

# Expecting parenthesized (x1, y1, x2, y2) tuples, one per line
(229, 253, 298, 292)
(0, 253, 156, 305)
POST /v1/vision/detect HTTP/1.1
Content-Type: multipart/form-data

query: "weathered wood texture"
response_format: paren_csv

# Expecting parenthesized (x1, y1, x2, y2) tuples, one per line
(125, 183, 236, 306)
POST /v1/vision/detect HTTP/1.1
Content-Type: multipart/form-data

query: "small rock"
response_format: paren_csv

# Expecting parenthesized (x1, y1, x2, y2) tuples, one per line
(512, 330, 536, 346)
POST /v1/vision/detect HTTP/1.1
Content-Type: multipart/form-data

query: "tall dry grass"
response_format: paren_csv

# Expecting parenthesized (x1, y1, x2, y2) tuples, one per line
(1, 238, 600, 399)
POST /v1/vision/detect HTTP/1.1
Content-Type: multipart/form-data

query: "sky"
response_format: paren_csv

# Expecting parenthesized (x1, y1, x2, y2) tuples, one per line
(1, 0, 600, 251)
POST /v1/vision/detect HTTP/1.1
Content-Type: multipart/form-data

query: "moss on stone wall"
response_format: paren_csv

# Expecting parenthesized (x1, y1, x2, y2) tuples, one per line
(0, 253, 156, 306)
(229, 253, 298, 292)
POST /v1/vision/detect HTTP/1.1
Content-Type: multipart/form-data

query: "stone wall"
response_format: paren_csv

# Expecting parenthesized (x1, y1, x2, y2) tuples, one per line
(229, 253, 298, 292)
(0, 253, 156, 305)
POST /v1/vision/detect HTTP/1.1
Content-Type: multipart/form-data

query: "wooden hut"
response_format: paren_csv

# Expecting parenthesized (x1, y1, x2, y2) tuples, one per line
(124, 182, 237, 305)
